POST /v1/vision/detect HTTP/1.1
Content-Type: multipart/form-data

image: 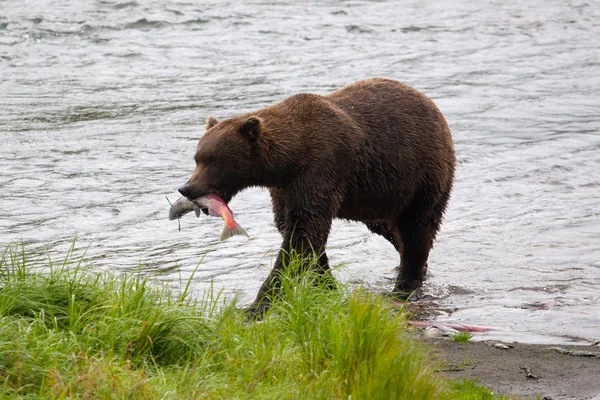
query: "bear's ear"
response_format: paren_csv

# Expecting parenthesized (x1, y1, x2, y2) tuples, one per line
(206, 116, 220, 130)
(239, 116, 262, 141)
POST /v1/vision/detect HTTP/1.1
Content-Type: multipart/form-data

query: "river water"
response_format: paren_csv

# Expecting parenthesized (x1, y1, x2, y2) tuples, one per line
(1, 0, 599, 344)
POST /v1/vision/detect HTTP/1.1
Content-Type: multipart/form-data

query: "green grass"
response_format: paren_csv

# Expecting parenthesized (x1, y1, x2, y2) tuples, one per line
(0, 243, 504, 399)
(452, 332, 474, 343)
(444, 379, 506, 400)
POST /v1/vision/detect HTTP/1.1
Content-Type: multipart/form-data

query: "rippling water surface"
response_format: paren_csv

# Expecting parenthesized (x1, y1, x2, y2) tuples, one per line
(1, 0, 599, 344)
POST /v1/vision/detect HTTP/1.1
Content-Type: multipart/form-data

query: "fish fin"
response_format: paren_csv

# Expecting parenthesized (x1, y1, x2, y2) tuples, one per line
(221, 224, 250, 241)
(208, 208, 220, 217)
(194, 208, 200, 218)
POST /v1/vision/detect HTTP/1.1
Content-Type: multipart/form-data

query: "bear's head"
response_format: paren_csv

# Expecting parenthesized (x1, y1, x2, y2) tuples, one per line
(178, 115, 272, 203)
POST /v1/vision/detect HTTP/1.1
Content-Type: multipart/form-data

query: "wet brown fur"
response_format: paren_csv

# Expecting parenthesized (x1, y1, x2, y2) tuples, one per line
(181, 78, 456, 315)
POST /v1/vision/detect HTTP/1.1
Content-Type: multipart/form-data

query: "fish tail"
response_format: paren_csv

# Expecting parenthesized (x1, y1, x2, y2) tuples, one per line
(221, 224, 250, 241)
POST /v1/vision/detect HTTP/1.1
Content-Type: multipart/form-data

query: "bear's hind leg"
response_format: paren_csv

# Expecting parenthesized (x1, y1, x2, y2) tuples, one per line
(393, 229, 433, 297)
(393, 188, 450, 298)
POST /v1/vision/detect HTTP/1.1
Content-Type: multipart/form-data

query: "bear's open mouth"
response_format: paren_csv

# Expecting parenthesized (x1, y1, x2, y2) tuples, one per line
(220, 192, 232, 203)
(189, 191, 231, 205)
(197, 191, 231, 216)
(179, 181, 234, 207)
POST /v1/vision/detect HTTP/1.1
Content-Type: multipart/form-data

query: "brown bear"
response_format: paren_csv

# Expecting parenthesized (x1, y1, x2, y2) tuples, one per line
(178, 78, 455, 315)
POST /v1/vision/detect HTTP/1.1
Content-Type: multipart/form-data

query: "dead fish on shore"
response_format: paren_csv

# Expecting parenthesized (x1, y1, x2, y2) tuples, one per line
(408, 320, 499, 333)
(548, 347, 600, 358)
(167, 194, 249, 241)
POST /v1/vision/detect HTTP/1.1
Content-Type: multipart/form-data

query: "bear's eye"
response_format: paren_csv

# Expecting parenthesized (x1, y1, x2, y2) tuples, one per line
(194, 153, 214, 166)
(201, 155, 215, 166)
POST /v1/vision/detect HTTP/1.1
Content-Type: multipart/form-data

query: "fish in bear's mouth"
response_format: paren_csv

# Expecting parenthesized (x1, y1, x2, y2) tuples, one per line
(178, 184, 233, 210)
(167, 194, 248, 241)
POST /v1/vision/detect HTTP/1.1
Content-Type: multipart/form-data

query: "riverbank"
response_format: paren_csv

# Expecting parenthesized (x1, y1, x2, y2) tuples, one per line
(0, 245, 506, 399)
(421, 337, 600, 400)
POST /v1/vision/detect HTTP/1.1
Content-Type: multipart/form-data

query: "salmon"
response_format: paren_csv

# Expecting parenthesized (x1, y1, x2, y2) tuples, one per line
(408, 320, 499, 333)
(168, 196, 201, 221)
(168, 194, 249, 241)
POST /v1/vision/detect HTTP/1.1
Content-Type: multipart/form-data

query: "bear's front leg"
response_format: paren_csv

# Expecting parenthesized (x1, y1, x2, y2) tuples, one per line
(246, 216, 333, 319)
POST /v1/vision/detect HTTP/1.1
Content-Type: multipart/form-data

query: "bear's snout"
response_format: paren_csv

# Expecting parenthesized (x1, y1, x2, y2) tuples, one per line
(178, 185, 192, 198)
(178, 184, 210, 201)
